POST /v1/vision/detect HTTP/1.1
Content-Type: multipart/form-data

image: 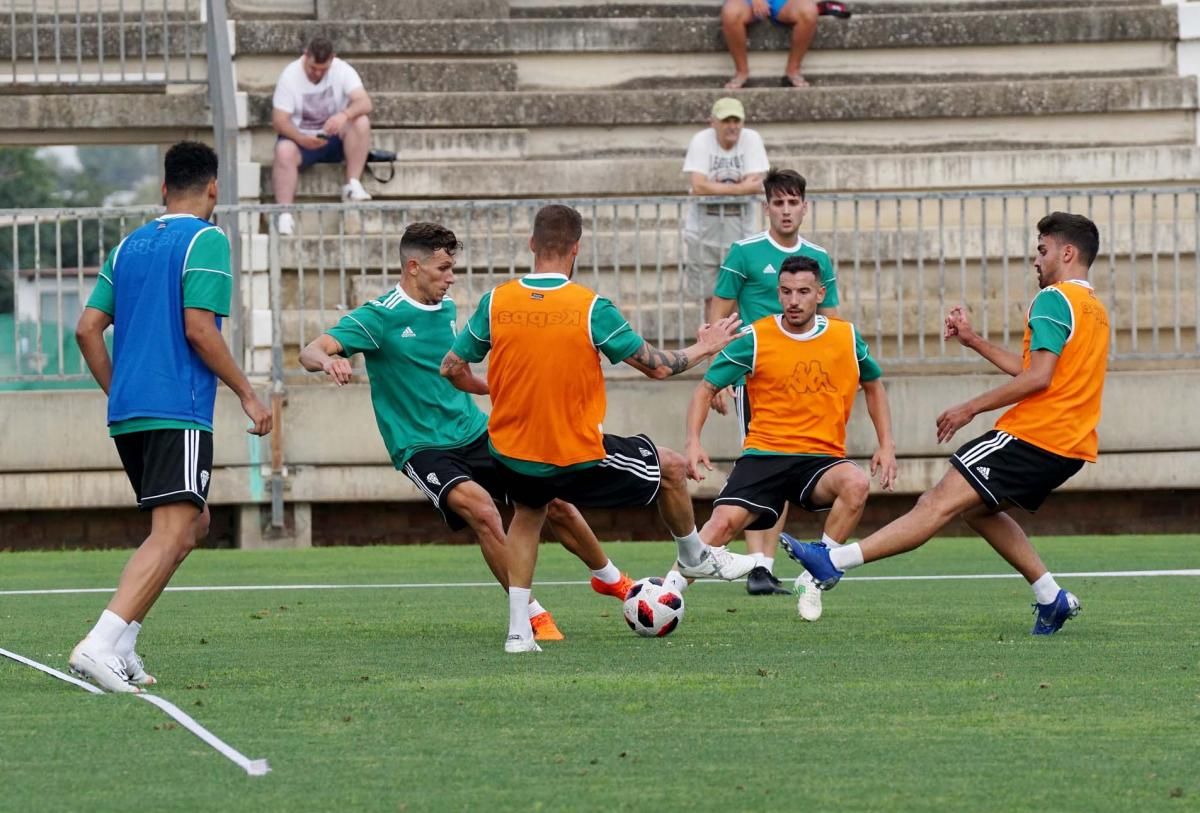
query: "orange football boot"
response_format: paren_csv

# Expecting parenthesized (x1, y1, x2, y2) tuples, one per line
(530, 611, 564, 641)
(590, 573, 635, 601)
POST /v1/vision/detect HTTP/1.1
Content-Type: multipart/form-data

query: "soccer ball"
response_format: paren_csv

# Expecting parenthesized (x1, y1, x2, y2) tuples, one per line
(622, 577, 685, 637)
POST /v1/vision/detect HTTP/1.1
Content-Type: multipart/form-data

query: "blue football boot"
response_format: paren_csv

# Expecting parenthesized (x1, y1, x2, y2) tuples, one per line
(1031, 589, 1081, 635)
(779, 533, 843, 591)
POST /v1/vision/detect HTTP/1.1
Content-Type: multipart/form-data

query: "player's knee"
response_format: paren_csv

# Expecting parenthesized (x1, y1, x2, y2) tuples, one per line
(544, 499, 577, 525)
(842, 470, 870, 509)
(705, 511, 740, 545)
(353, 114, 371, 133)
(449, 486, 499, 527)
(657, 448, 687, 488)
(192, 506, 211, 542)
(914, 490, 957, 524)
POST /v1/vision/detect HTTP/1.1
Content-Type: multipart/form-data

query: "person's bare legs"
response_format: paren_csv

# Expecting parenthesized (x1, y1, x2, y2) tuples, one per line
(445, 481, 510, 588)
(341, 114, 371, 183)
(776, 0, 818, 87)
(505, 502, 549, 650)
(130, 504, 210, 624)
(720, 0, 754, 88)
(962, 504, 1049, 584)
(857, 467, 982, 564)
(654, 446, 699, 537)
(808, 463, 870, 543)
(271, 138, 303, 205)
(545, 499, 607, 571)
(107, 501, 202, 623)
(699, 504, 757, 548)
(745, 511, 785, 561)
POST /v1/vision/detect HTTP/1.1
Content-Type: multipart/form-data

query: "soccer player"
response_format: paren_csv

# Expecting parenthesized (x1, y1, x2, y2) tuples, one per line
(784, 213, 1108, 635)
(298, 222, 634, 642)
(708, 168, 840, 596)
(680, 257, 896, 621)
(441, 204, 754, 653)
(71, 141, 273, 692)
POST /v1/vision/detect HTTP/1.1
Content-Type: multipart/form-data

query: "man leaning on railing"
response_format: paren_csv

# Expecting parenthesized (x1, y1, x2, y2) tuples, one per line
(271, 35, 374, 236)
(682, 97, 769, 312)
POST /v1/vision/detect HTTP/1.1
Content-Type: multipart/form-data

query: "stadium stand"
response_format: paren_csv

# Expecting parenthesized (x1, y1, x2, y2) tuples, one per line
(1, 0, 1198, 547)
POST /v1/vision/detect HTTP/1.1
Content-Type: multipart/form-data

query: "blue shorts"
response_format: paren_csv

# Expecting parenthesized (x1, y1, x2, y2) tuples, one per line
(749, 0, 789, 19)
(280, 134, 345, 169)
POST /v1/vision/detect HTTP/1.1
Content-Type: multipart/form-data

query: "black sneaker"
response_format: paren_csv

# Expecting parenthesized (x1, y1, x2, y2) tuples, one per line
(746, 565, 791, 595)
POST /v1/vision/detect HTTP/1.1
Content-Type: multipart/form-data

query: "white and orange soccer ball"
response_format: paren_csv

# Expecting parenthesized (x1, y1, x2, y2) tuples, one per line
(622, 577, 685, 637)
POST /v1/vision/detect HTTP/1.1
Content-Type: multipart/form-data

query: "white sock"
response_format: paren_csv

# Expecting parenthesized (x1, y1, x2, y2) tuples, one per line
(821, 533, 842, 549)
(663, 571, 689, 594)
(829, 543, 864, 571)
(1031, 573, 1061, 605)
(527, 599, 547, 619)
(589, 560, 621, 584)
(674, 529, 705, 567)
(761, 555, 775, 573)
(88, 609, 129, 650)
(752, 552, 767, 567)
(509, 587, 533, 639)
(116, 620, 142, 656)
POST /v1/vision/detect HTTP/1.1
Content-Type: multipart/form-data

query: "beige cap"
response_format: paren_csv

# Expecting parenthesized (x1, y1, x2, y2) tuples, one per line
(710, 97, 746, 121)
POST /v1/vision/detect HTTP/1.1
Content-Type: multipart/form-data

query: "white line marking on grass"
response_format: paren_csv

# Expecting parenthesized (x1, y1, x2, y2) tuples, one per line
(0, 646, 271, 777)
(1, 569, 1198, 597)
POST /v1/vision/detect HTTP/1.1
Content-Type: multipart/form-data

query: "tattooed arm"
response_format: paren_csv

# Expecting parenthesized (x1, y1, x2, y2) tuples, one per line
(440, 350, 489, 395)
(621, 313, 743, 380)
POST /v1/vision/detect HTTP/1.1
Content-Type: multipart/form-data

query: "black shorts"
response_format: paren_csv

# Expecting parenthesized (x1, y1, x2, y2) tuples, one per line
(497, 434, 662, 509)
(113, 428, 213, 511)
(951, 429, 1084, 512)
(403, 432, 507, 531)
(714, 453, 853, 531)
(733, 384, 751, 442)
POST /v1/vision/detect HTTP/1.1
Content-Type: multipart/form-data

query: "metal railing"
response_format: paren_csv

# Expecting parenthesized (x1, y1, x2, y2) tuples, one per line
(4, 0, 204, 85)
(3, 186, 1200, 387)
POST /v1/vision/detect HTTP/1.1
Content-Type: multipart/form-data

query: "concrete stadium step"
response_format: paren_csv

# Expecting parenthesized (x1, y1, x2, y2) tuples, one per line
(509, 0, 1164, 16)
(236, 58, 520, 94)
(243, 76, 1195, 131)
(271, 144, 1200, 200)
(315, 0, 510, 19)
(230, 8, 1175, 57)
(250, 128, 529, 164)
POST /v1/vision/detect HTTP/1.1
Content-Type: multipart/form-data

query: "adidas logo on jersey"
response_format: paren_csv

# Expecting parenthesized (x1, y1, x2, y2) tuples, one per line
(401, 327, 416, 338)
(426, 472, 441, 486)
(763, 263, 777, 275)
(975, 466, 990, 480)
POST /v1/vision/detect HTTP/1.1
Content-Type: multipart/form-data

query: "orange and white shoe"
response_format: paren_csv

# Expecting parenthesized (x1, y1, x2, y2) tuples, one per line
(590, 573, 635, 601)
(530, 611, 564, 641)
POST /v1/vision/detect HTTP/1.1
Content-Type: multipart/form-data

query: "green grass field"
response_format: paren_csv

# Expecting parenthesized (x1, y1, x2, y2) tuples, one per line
(2, 536, 1199, 812)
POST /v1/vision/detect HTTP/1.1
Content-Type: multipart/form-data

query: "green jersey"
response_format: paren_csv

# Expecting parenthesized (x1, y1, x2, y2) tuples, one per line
(714, 231, 839, 324)
(327, 285, 488, 469)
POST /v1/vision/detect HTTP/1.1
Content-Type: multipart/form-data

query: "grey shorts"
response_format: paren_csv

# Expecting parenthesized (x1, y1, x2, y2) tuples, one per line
(683, 209, 752, 299)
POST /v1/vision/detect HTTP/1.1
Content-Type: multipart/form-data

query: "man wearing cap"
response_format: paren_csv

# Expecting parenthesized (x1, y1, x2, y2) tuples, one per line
(681, 97, 770, 313)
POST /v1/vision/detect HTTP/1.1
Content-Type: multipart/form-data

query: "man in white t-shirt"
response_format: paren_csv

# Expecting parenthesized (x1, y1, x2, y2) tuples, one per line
(271, 36, 374, 235)
(681, 97, 769, 307)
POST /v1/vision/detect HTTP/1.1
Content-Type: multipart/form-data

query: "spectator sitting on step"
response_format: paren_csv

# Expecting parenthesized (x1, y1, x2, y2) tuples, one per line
(721, 0, 818, 88)
(271, 35, 373, 235)
(681, 97, 768, 310)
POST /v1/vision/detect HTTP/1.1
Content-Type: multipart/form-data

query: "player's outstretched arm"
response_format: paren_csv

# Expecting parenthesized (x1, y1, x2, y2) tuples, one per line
(183, 308, 272, 436)
(936, 350, 1058, 444)
(945, 305, 1023, 375)
(439, 350, 489, 395)
(75, 306, 114, 394)
(861, 379, 897, 491)
(622, 313, 742, 380)
(685, 380, 719, 481)
(299, 334, 354, 385)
